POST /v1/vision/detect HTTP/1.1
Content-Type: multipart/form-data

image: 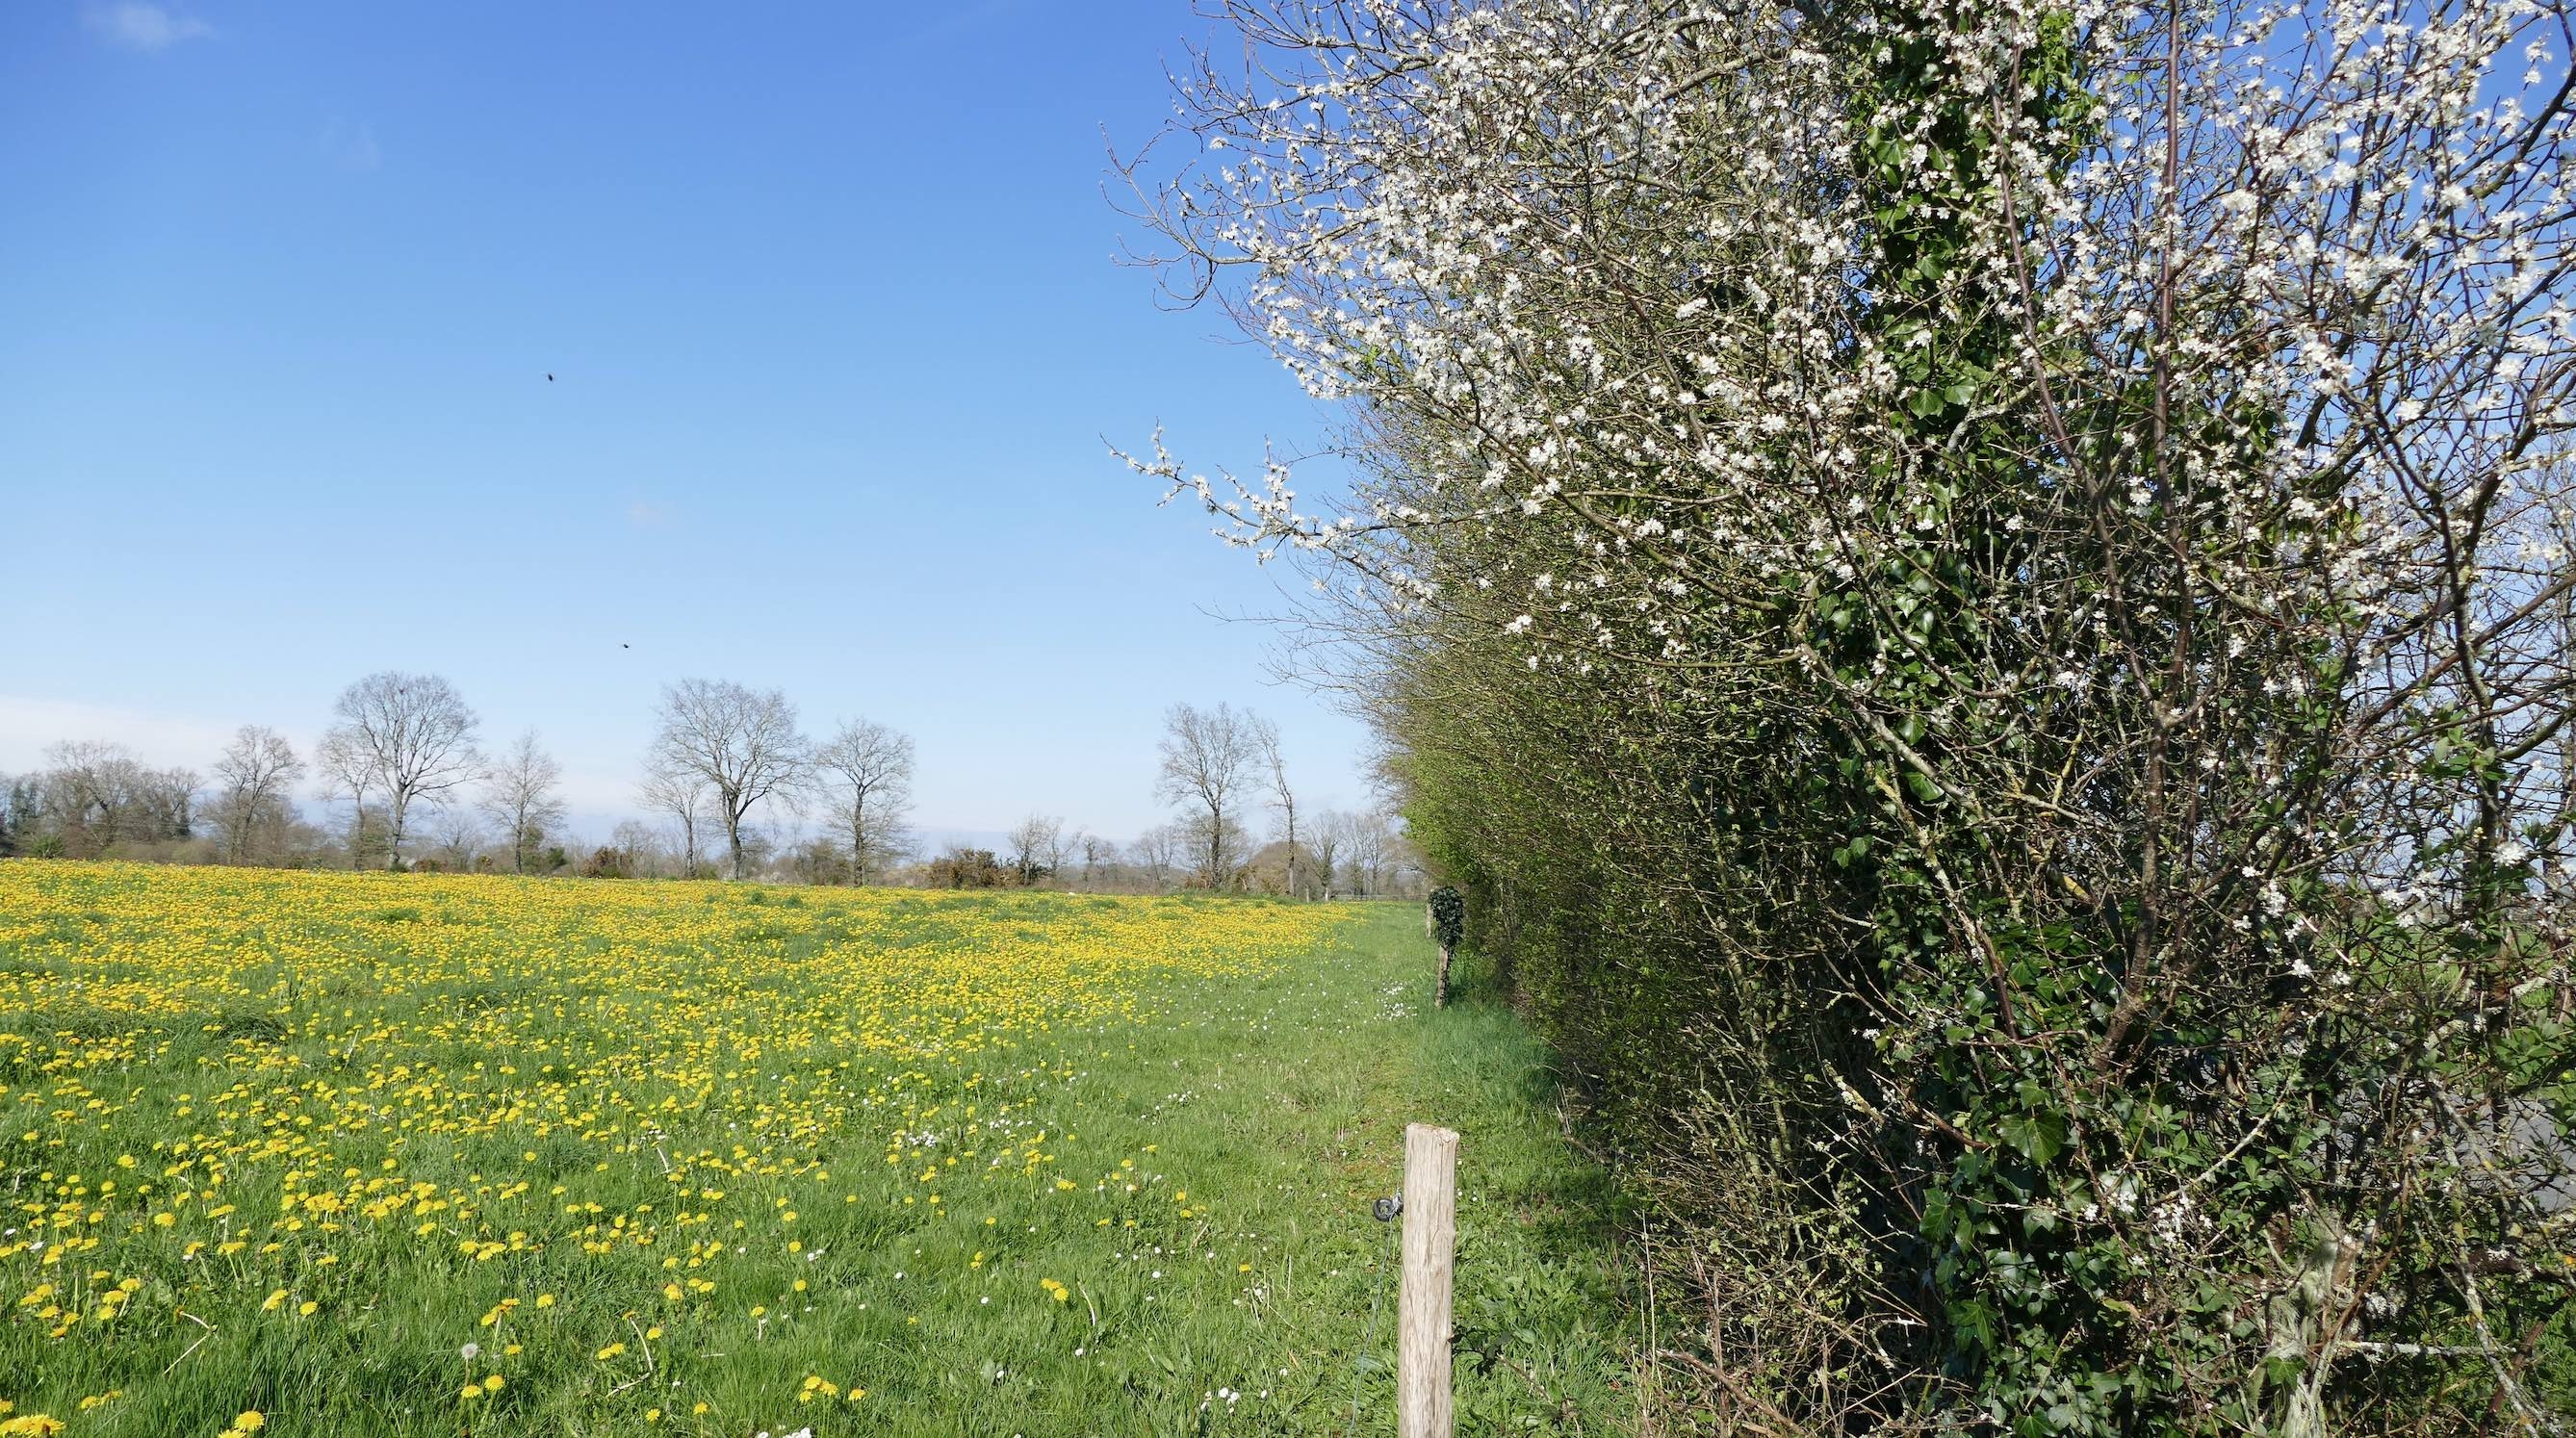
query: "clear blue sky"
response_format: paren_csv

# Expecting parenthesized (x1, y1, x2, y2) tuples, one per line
(0, 1, 1371, 844)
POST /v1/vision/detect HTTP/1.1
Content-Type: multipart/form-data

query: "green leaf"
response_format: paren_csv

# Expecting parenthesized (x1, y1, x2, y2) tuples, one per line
(1999, 1108, 2068, 1165)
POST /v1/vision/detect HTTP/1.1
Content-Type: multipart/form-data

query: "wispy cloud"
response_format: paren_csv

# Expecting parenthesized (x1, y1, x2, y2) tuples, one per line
(0, 695, 261, 776)
(627, 501, 671, 529)
(319, 118, 383, 173)
(83, 1, 214, 52)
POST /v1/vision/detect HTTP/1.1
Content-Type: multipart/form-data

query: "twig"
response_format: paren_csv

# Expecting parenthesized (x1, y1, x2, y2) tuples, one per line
(162, 1307, 216, 1376)
(2453, 1260, 2561, 1435)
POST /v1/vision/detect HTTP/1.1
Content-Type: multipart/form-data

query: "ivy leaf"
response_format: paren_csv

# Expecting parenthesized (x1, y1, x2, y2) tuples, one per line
(1999, 1108, 2068, 1165)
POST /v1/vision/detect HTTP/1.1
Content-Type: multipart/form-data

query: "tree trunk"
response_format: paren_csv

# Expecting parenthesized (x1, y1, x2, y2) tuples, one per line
(385, 790, 410, 871)
(849, 793, 867, 886)
(349, 787, 367, 871)
(2264, 1219, 2357, 1438)
(1206, 804, 1225, 888)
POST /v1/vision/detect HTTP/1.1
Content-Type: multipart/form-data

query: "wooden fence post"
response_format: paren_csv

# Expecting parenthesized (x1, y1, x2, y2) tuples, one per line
(1399, 1122, 1460, 1438)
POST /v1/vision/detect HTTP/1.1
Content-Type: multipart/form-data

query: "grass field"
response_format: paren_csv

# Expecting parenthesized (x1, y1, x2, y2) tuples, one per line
(0, 861, 1636, 1436)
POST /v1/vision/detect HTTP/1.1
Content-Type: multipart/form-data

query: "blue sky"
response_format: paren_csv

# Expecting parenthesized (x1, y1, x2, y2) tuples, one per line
(0, 1, 1371, 845)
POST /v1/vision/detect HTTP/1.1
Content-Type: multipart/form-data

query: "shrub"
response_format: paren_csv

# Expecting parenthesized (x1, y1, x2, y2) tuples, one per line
(1137, 0, 2576, 1429)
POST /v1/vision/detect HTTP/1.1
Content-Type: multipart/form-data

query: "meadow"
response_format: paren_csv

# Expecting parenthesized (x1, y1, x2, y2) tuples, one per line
(0, 862, 1634, 1436)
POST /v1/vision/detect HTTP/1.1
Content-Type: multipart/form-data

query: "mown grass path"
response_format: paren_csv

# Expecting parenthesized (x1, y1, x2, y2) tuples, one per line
(0, 863, 1633, 1436)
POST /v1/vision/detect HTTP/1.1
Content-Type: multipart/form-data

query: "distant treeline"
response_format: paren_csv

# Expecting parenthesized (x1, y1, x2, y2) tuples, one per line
(0, 674, 1423, 899)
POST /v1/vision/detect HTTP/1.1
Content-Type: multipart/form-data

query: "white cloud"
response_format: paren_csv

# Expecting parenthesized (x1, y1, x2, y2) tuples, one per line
(320, 118, 383, 173)
(84, 2, 214, 52)
(627, 501, 671, 529)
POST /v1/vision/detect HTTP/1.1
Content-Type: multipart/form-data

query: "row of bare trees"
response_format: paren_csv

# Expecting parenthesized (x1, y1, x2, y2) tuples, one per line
(0, 741, 203, 860)
(1146, 699, 1422, 894)
(632, 678, 914, 882)
(974, 799, 1410, 896)
(3, 676, 1410, 894)
(0, 674, 573, 874)
(312, 672, 580, 874)
(636, 684, 1410, 894)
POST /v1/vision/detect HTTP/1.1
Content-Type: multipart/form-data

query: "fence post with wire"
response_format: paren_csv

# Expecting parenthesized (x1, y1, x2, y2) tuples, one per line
(1352, 1122, 1461, 1437)
(1398, 1122, 1459, 1437)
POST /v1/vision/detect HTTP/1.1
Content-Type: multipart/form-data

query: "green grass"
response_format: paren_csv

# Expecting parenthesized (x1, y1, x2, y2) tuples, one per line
(0, 866, 1636, 1436)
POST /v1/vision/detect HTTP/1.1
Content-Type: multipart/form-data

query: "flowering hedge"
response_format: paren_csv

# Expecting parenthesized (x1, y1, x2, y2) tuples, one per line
(1132, 0, 2576, 1429)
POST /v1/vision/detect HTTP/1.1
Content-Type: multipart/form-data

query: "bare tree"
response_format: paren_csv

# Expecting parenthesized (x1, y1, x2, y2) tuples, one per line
(1249, 714, 1301, 898)
(648, 679, 810, 880)
(1179, 809, 1253, 889)
(609, 818, 666, 877)
(132, 764, 199, 845)
(480, 729, 568, 876)
(429, 808, 485, 871)
(209, 726, 304, 863)
(1005, 812, 1063, 886)
(637, 763, 711, 879)
(1308, 809, 1346, 900)
(322, 672, 483, 870)
(31, 741, 196, 856)
(314, 726, 380, 870)
(1128, 823, 1181, 891)
(813, 718, 915, 886)
(38, 740, 136, 855)
(1075, 830, 1114, 891)
(1154, 701, 1264, 888)
(1340, 809, 1396, 898)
